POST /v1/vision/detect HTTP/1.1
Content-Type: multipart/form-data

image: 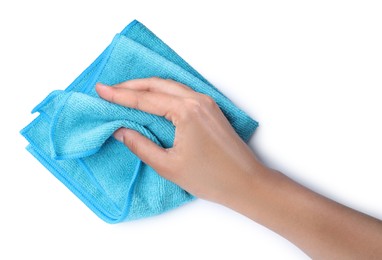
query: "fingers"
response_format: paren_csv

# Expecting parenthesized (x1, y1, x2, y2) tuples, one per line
(112, 77, 193, 97)
(96, 83, 181, 121)
(113, 128, 169, 172)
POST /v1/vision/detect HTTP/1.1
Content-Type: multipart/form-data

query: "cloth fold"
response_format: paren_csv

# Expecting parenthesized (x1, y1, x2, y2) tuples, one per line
(21, 20, 258, 223)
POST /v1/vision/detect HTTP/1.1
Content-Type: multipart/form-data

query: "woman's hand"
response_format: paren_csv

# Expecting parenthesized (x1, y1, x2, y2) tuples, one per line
(96, 78, 263, 204)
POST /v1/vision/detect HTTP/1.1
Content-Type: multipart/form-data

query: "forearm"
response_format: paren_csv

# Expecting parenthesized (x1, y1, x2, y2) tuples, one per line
(221, 163, 382, 259)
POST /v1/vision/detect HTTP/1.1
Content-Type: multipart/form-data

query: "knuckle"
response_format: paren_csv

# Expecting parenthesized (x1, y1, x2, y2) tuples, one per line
(181, 98, 203, 117)
(135, 91, 149, 109)
(179, 94, 219, 119)
(109, 90, 118, 103)
(124, 137, 138, 154)
(179, 94, 217, 119)
(199, 94, 216, 107)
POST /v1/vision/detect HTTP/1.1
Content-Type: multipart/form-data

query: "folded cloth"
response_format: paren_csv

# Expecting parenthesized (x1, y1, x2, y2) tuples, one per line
(20, 20, 258, 223)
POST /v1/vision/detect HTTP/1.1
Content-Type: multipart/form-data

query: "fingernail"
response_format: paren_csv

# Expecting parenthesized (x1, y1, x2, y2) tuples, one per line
(113, 128, 125, 142)
(96, 82, 109, 88)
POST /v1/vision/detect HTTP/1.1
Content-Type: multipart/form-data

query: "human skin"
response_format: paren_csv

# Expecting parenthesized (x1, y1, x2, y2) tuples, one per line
(96, 78, 382, 259)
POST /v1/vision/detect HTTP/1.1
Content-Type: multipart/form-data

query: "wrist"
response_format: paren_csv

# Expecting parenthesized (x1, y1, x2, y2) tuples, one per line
(213, 159, 276, 217)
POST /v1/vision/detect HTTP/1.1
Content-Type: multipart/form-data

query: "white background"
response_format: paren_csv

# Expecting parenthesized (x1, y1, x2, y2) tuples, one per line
(1, 1, 381, 259)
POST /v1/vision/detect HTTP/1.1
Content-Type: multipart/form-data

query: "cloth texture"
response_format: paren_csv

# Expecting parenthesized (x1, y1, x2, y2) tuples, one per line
(21, 20, 258, 223)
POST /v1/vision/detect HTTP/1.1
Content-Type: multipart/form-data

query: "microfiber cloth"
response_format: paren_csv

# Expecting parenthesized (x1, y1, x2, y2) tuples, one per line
(21, 20, 258, 223)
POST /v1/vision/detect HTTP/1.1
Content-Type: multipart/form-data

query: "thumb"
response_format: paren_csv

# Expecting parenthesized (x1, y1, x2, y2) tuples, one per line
(113, 128, 169, 171)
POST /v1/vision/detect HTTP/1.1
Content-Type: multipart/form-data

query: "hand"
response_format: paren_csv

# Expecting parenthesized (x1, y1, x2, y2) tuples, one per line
(97, 77, 382, 259)
(96, 78, 264, 204)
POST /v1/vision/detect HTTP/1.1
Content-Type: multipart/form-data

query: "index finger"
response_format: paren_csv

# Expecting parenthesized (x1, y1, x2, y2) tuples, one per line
(113, 77, 194, 97)
(96, 83, 181, 122)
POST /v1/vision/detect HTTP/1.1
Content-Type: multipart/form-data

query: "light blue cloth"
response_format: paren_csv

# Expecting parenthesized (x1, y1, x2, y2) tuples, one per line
(21, 20, 258, 223)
